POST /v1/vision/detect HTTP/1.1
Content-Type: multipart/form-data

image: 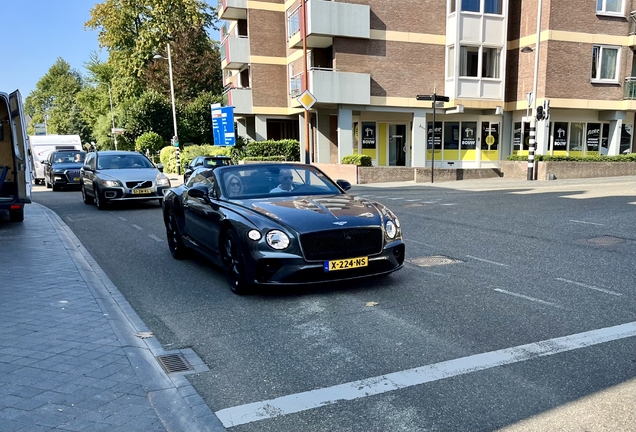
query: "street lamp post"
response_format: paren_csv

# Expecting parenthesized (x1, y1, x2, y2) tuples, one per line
(154, 42, 180, 175)
(96, 82, 118, 150)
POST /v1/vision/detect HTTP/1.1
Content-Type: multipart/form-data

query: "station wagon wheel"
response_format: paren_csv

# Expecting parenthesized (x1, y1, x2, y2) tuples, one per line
(222, 229, 250, 295)
(94, 184, 107, 210)
(81, 184, 93, 204)
(166, 211, 187, 259)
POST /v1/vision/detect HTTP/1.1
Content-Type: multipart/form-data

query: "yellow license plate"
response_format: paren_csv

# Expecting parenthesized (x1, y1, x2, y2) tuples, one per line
(324, 256, 368, 272)
(73, 178, 80, 181)
(131, 188, 151, 195)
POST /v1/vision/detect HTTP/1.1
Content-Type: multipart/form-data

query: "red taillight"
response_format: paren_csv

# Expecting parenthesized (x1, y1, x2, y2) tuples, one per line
(10, 204, 21, 210)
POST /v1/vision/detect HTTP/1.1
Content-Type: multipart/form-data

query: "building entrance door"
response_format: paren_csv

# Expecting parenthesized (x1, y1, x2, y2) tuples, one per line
(479, 117, 500, 167)
(388, 124, 407, 166)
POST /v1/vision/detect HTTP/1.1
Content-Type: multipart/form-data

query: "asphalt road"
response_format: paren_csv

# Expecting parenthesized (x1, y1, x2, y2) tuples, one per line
(33, 176, 636, 432)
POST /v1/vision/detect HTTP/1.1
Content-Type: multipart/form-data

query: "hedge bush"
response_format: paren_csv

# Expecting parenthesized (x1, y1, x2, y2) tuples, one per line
(342, 154, 373, 166)
(160, 144, 231, 173)
(244, 139, 300, 162)
(506, 154, 636, 162)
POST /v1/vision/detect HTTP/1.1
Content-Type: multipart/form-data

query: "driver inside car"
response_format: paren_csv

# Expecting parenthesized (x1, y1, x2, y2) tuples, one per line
(225, 174, 243, 197)
(270, 169, 295, 193)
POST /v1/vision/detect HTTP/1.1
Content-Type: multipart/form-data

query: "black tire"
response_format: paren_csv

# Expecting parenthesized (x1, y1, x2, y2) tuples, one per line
(81, 184, 94, 204)
(166, 211, 187, 259)
(158, 198, 163, 207)
(9, 207, 24, 222)
(222, 229, 251, 295)
(52, 182, 60, 191)
(94, 185, 107, 210)
(45, 177, 52, 189)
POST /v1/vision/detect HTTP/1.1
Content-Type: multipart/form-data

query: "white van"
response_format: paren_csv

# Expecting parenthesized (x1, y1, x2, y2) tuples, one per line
(29, 134, 83, 184)
(0, 90, 31, 222)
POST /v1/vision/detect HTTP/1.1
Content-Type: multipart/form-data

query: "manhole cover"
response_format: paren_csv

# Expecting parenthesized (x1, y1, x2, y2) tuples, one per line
(156, 354, 194, 374)
(586, 236, 626, 245)
(407, 255, 463, 267)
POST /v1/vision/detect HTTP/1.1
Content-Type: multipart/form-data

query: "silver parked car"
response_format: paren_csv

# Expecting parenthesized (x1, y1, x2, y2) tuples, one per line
(80, 151, 171, 210)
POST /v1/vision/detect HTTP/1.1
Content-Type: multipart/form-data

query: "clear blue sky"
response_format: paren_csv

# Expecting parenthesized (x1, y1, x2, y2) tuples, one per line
(0, 1, 219, 101)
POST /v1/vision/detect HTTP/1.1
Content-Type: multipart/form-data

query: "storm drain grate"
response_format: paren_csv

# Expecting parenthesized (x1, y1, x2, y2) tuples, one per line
(407, 255, 463, 267)
(156, 354, 194, 374)
(586, 236, 626, 246)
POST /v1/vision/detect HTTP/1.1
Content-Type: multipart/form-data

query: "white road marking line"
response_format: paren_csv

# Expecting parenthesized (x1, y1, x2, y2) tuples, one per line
(117, 216, 127, 221)
(407, 239, 436, 248)
(372, 196, 387, 199)
(421, 201, 437, 204)
(405, 199, 422, 202)
(388, 197, 404, 200)
(466, 255, 509, 267)
(570, 219, 605, 226)
(215, 322, 636, 428)
(555, 278, 622, 296)
(440, 203, 457, 206)
(494, 289, 563, 309)
(148, 234, 163, 242)
(132, 224, 143, 231)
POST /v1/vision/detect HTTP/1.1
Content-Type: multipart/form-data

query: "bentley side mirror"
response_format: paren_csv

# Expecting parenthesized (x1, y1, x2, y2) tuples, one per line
(336, 179, 352, 191)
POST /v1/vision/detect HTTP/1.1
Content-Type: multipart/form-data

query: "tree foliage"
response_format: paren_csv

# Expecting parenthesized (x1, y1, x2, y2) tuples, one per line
(135, 131, 165, 154)
(85, 0, 216, 79)
(24, 58, 89, 139)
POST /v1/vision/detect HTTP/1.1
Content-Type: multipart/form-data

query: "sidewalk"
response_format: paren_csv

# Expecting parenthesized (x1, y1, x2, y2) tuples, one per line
(0, 203, 225, 432)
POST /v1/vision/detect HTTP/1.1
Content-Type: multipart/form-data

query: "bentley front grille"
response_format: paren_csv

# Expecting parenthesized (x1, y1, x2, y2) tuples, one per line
(300, 228, 383, 261)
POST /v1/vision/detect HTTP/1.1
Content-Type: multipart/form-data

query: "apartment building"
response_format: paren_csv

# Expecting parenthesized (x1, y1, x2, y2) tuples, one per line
(219, 0, 636, 168)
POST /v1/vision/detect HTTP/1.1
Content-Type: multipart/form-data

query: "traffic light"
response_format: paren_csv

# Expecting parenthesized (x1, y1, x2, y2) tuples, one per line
(536, 105, 544, 121)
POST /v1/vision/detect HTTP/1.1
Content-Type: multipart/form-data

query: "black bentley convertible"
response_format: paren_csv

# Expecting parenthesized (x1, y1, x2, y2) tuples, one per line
(162, 163, 405, 294)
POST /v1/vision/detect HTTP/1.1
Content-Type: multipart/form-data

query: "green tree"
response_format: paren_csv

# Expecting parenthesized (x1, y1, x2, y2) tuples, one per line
(85, 0, 216, 80)
(181, 91, 223, 145)
(24, 58, 89, 139)
(119, 90, 175, 144)
(135, 131, 165, 154)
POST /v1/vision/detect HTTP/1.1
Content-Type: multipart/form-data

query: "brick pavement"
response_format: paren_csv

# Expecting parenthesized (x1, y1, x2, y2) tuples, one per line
(0, 203, 225, 432)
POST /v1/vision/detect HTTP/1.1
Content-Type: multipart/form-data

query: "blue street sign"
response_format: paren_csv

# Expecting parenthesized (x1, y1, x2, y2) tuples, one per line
(211, 105, 236, 146)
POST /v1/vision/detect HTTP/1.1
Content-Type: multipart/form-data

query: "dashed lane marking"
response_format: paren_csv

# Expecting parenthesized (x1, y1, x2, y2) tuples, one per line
(555, 278, 622, 296)
(132, 224, 143, 231)
(466, 255, 510, 267)
(149, 234, 163, 242)
(570, 220, 605, 226)
(215, 322, 636, 427)
(494, 289, 563, 309)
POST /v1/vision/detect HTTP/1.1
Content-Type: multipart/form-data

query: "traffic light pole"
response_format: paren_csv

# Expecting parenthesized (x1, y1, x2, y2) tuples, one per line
(527, 117, 535, 181)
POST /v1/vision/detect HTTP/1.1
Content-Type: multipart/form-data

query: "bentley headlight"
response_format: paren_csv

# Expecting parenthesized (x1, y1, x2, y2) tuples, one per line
(266, 230, 290, 250)
(385, 220, 397, 239)
(156, 175, 171, 187)
(99, 179, 122, 187)
(394, 217, 400, 228)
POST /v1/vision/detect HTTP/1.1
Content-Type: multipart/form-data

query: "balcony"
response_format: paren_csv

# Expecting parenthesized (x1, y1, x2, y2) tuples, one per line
(218, 0, 247, 21)
(224, 87, 253, 115)
(288, 0, 370, 49)
(290, 68, 370, 105)
(221, 36, 250, 69)
(624, 77, 636, 99)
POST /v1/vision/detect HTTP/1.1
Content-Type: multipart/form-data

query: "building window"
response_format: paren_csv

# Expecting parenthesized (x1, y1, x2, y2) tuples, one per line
(449, 0, 456, 13)
(461, 0, 480, 12)
(461, 0, 502, 14)
(482, 47, 500, 78)
(447, 46, 455, 78)
(596, 0, 624, 15)
(484, 0, 502, 14)
(591, 45, 620, 83)
(460, 46, 479, 77)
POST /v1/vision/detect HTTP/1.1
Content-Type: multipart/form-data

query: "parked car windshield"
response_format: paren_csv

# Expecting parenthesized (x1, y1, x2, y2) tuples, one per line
(97, 154, 155, 170)
(218, 165, 342, 199)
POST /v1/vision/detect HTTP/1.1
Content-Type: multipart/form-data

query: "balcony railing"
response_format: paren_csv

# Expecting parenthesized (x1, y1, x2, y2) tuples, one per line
(624, 77, 636, 99)
(221, 35, 250, 69)
(289, 72, 303, 97)
(287, 5, 301, 39)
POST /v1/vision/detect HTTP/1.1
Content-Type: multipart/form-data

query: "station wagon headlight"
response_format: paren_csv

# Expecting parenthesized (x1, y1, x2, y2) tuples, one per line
(266, 230, 290, 250)
(156, 175, 170, 187)
(385, 220, 397, 239)
(99, 179, 122, 187)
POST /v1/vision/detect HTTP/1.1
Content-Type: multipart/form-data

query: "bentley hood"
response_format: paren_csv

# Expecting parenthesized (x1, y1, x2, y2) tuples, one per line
(241, 194, 390, 233)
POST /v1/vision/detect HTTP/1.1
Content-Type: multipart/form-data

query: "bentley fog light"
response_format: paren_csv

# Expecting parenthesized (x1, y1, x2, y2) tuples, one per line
(385, 220, 397, 239)
(248, 230, 262, 241)
(394, 217, 400, 228)
(266, 230, 290, 250)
